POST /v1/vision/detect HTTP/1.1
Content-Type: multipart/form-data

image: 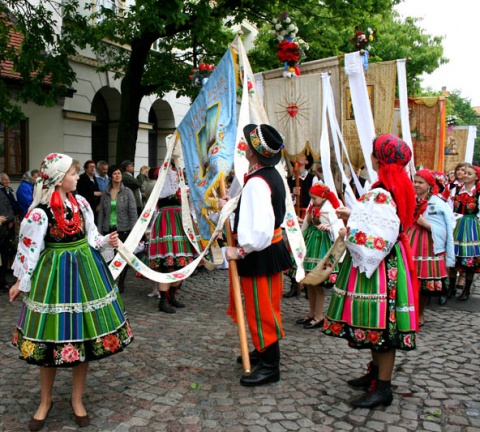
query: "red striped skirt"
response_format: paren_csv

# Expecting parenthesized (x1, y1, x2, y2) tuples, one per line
(406, 224, 447, 294)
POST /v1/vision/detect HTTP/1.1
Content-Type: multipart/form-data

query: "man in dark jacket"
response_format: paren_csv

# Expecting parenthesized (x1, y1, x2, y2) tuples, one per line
(121, 160, 143, 216)
(76, 160, 102, 220)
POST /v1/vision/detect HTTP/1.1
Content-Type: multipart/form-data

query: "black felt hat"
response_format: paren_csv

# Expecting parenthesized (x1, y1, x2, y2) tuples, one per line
(243, 124, 284, 166)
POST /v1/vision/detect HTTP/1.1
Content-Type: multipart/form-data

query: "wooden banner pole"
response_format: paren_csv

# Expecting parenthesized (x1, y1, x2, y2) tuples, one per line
(219, 176, 251, 374)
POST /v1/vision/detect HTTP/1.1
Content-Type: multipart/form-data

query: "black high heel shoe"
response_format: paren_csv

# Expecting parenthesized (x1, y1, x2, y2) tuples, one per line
(304, 318, 324, 329)
(70, 399, 90, 428)
(28, 402, 53, 431)
(295, 316, 313, 325)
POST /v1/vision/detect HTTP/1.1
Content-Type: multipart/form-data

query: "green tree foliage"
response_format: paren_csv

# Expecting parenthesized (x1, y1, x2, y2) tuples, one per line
(0, 0, 80, 126)
(445, 90, 480, 163)
(66, 0, 283, 163)
(249, 6, 447, 96)
(0, 0, 450, 163)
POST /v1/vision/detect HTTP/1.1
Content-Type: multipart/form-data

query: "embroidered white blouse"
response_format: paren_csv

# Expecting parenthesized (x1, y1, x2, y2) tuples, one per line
(13, 195, 115, 293)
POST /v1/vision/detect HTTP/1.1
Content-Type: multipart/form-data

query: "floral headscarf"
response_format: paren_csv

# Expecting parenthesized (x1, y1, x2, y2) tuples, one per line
(29, 153, 73, 210)
(372, 134, 415, 229)
(373, 134, 412, 167)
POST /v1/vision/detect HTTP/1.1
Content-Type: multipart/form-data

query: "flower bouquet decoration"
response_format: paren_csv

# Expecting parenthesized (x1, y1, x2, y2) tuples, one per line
(350, 26, 375, 70)
(272, 12, 304, 78)
(189, 62, 215, 89)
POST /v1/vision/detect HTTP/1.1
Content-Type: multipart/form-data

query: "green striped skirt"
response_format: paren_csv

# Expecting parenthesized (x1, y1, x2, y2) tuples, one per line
(12, 238, 133, 367)
(303, 224, 338, 286)
(322, 241, 417, 352)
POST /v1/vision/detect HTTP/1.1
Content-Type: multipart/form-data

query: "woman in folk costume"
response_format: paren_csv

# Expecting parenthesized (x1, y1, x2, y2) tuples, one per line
(295, 183, 344, 329)
(406, 169, 454, 323)
(450, 163, 480, 301)
(322, 134, 418, 409)
(283, 151, 319, 298)
(148, 162, 199, 313)
(442, 161, 467, 206)
(9, 153, 133, 430)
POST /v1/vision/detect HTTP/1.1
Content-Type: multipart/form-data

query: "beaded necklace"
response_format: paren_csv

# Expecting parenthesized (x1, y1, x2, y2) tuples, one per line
(51, 190, 81, 235)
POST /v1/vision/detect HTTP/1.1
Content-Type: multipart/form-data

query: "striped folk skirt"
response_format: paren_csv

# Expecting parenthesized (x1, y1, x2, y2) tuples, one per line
(453, 214, 480, 271)
(406, 224, 448, 296)
(303, 224, 338, 286)
(149, 205, 199, 271)
(322, 241, 417, 352)
(13, 238, 133, 367)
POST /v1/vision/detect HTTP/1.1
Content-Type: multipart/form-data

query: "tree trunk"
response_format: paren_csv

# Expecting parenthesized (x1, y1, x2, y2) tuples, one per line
(116, 35, 157, 165)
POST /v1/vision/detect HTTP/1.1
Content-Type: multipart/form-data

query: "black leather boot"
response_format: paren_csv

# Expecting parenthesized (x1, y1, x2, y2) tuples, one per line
(458, 279, 472, 301)
(169, 286, 185, 308)
(240, 342, 280, 387)
(448, 275, 457, 299)
(236, 349, 261, 366)
(351, 379, 393, 408)
(283, 278, 298, 298)
(347, 362, 378, 389)
(158, 291, 176, 313)
(438, 279, 448, 305)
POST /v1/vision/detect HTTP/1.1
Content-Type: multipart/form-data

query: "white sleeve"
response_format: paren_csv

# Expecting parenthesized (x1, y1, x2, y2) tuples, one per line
(320, 200, 345, 241)
(12, 208, 48, 293)
(77, 195, 115, 262)
(237, 176, 275, 254)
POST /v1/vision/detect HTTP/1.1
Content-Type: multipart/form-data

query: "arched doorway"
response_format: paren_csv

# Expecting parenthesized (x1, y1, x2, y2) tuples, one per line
(91, 87, 122, 164)
(91, 93, 109, 162)
(148, 100, 175, 167)
(148, 110, 158, 168)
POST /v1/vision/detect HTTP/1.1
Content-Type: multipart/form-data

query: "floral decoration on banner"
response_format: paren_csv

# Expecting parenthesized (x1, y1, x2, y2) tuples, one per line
(189, 62, 215, 89)
(350, 26, 376, 70)
(272, 12, 307, 78)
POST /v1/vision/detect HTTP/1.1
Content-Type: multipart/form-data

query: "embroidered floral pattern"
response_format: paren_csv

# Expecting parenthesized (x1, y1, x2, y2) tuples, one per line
(358, 190, 395, 206)
(346, 228, 392, 252)
(453, 191, 479, 215)
(13, 321, 133, 367)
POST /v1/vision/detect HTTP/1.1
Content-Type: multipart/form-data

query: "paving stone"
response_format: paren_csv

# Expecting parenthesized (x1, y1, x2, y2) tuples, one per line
(0, 269, 479, 430)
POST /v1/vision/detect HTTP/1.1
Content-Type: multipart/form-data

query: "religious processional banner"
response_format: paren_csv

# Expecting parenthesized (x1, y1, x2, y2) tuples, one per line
(177, 48, 237, 242)
(263, 74, 322, 161)
(444, 126, 471, 173)
(341, 60, 397, 173)
(407, 97, 440, 170)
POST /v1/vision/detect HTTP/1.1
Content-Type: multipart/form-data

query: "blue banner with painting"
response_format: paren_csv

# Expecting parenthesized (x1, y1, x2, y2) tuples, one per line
(177, 48, 237, 242)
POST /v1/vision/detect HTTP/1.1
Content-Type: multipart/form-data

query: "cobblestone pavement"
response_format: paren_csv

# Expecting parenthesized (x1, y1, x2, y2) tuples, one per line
(1, 268, 479, 431)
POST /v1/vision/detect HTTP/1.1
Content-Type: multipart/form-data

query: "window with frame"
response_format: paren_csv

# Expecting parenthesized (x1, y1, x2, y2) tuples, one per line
(0, 121, 27, 177)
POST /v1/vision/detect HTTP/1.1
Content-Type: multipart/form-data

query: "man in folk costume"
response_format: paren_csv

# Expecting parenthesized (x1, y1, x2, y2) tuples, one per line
(226, 124, 292, 387)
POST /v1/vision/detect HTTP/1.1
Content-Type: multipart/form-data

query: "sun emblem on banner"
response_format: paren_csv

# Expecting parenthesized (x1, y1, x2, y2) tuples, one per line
(274, 94, 309, 126)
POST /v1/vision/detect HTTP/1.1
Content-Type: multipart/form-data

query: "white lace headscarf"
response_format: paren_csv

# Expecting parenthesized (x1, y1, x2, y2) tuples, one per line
(29, 153, 73, 210)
